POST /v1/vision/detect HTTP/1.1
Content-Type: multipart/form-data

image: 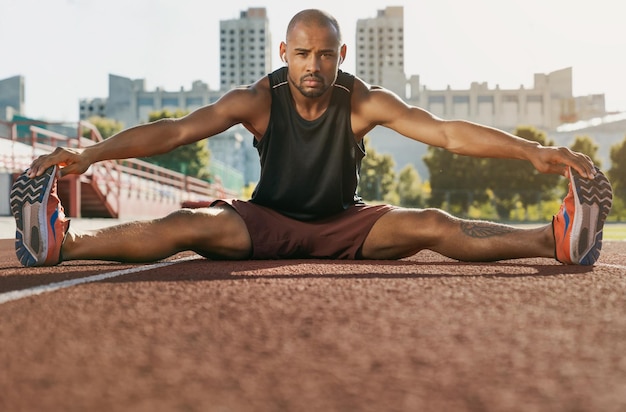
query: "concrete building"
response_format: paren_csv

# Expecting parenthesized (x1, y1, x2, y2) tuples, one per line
(79, 74, 223, 129)
(356, 6, 406, 97)
(355, 7, 593, 132)
(408, 67, 576, 131)
(0, 75, 25, 121)
(219, 7, 272, 90)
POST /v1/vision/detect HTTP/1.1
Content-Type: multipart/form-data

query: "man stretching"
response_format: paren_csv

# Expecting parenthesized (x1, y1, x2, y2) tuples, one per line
(10, 9, 613, 267)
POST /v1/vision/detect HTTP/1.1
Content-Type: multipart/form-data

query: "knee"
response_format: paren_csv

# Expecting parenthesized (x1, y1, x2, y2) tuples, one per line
(162, 207, 251, 258)
(163, 207, 199, 223)
(407, 208, 457, 245)
(417, 208, 456, 229)
(162, 207, 241, 237)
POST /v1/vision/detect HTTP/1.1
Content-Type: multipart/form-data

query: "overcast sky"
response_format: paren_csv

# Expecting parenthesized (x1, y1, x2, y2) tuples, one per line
(1, 0, 624, 122)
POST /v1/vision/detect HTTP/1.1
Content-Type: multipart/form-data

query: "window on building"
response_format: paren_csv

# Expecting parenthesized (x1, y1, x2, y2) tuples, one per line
(428, 95, 446, 104)
(186, 97, 203, 107)
(162, 98, 178, 107)
(138, 97, 154, 106)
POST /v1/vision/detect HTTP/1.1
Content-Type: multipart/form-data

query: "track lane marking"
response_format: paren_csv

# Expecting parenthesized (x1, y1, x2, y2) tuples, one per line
(1, 259, 624, 306)
(0, 256, 201, 305)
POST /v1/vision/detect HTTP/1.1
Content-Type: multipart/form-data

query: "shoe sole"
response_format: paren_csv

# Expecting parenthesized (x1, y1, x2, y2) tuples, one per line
(569, 167, 613, 265)
(10, 166, 57, 267)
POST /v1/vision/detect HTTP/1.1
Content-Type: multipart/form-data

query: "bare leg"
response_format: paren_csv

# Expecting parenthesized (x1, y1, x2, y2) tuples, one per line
(61, 207, 252, 263)
(361, 208, 554, 261)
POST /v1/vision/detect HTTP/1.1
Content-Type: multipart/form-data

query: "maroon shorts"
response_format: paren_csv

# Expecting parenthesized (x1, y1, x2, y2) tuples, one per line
(212, 200, 396, 259)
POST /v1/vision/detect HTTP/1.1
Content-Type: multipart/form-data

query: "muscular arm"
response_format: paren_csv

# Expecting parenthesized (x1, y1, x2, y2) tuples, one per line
(351, 80, 596, 178)
(28, 81, 270, 177)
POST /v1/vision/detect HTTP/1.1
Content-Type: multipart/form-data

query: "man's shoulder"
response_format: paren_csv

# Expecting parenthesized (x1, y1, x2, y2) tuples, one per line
(228, 76, 271, 98)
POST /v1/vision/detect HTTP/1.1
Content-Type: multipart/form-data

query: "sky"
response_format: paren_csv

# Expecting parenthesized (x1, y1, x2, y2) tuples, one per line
(1, 0, 624, 122)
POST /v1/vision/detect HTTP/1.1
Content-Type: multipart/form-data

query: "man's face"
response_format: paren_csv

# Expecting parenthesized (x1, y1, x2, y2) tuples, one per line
(281, 22, 346, 98)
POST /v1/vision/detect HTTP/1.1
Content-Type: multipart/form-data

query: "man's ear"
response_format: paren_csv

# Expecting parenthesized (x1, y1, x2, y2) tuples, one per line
(279, 41, 287, 64)
(339, 44, 347, 65)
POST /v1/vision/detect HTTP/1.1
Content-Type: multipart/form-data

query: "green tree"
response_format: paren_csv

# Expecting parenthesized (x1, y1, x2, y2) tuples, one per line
(570, 135, 602, 168)
(397, 164, 423, 207)
(83, 116, 124, 139)
(423, 147, 487, 213)
(143, 109, 211, 180)
(424, 126, 561, 218)
(358, 137, 396, 201)
(609, 134, 626, 204)
(483, 126, 560, 217)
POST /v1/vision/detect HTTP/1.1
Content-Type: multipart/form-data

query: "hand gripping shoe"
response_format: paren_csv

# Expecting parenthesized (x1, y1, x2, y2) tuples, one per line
(553, 166, 613, 265)
(10, 165, 70, 267)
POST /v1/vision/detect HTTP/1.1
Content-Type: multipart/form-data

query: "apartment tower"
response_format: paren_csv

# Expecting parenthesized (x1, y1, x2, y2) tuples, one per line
(219, 8, 272, 90)
(355, 6, 406, 97)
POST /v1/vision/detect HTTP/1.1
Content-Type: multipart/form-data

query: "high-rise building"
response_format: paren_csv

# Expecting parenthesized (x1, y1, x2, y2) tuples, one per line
(0, 75, 25, 121)
(355, 6, 406, 97)
(219, 7, 272, 90)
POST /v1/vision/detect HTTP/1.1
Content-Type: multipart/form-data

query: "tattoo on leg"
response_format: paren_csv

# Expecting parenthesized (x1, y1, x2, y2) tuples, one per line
(460, 221, 517, 238)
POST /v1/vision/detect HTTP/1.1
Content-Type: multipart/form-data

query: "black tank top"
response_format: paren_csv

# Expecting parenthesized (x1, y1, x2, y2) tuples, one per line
(250, 67, 365, 221)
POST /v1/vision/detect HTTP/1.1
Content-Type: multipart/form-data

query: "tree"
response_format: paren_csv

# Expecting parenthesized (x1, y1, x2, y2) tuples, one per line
(423, 147, 487, 213)
(424, 125, 561, 218)
(83, 116, 124, 139)
(358, 137, 396, 201)
(570, 135, 602, 168)
(397, 164, 423, 207)
(483, 126, 560, 217)
(143, 109, 211, 180)
(609, 134, 626, 203)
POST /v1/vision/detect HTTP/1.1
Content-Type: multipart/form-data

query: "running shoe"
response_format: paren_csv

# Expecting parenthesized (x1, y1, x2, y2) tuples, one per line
(553, 166, 613, 265)
(10, 165, 70, 267)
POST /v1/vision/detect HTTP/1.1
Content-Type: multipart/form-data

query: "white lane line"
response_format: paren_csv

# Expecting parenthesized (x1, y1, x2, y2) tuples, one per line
(0, 256, 201, 305)
(1, 259, 622, 306)
(597, 263, 626, 271)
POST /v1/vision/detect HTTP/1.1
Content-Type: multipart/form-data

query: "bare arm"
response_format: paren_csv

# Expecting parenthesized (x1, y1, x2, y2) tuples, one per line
(28, 82, 269, 178)
(352, 81, 596, 178)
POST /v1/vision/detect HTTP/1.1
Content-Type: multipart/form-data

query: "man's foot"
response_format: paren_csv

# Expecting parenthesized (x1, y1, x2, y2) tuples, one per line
(553, 166, 613, 265)
(10, 165, 70, 267)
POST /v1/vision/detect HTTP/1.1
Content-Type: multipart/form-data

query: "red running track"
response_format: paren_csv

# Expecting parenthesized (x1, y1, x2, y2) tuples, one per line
(1, 238, 625, 412)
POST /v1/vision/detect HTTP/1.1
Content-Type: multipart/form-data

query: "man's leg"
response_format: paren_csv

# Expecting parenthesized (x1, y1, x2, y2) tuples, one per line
(361, 208, 554, 262)
(62, 206, 252, 263)
(11, 165, 251, 266)
(362, 167, 612, 264)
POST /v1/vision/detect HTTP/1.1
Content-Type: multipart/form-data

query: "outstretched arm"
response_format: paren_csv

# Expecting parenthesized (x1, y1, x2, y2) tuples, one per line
(352, 82, 596, 179)
(27, 84, 267, 178)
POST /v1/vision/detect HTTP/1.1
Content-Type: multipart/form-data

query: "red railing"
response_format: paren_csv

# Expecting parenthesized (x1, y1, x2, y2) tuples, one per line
(0, 119, 237, 217)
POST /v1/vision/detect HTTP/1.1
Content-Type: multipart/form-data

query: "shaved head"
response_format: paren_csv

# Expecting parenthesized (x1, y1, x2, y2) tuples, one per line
(286, 9, 342, 43)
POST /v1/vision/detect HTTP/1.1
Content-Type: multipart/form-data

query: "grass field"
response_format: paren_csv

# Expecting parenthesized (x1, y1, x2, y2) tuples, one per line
(604, 223, 626, 240)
